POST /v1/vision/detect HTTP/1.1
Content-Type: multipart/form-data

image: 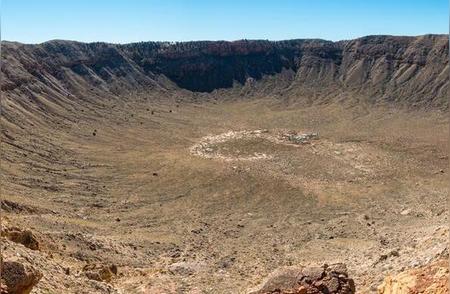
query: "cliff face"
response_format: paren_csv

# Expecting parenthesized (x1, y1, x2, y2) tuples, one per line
(1, 34, 448, 107)
(124, 39, 342, 92)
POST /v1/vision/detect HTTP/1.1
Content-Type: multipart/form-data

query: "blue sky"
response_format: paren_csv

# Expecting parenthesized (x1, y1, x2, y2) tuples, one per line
(2, 0, 448, 43)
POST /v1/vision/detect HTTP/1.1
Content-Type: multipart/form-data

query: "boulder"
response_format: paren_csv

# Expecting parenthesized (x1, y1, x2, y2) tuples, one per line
(248, 263, 355, 294)
(0, 260, 42, 294)
(83, 264, 118, 282)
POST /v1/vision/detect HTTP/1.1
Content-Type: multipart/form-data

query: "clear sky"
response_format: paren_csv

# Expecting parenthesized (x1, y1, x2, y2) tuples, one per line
(2, 0, 448, 44)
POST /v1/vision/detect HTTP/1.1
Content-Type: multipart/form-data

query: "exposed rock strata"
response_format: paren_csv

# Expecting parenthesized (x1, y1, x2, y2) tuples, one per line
(2, 35, 448, 108)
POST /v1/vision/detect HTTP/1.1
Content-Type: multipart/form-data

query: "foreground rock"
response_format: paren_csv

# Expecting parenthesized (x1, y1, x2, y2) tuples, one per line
(248, 263, 355, 294)
(0, 259, 42, 294)
(378, 259, 448, 294)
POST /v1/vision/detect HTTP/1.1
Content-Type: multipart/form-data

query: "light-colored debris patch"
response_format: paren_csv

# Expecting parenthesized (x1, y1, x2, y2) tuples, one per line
(190, 130, 273, 161)
(190, 129, 320, 161)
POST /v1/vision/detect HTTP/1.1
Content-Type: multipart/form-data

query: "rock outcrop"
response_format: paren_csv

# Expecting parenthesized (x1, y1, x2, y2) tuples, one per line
(378, 259, 448, 294)
(1, 228, 40, 251)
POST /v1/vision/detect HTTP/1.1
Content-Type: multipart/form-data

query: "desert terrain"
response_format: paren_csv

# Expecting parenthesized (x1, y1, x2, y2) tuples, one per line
(0, 35, 448, 293)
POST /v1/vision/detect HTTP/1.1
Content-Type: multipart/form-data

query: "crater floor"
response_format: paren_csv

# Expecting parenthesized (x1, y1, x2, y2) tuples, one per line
(2, 96, 448, 293)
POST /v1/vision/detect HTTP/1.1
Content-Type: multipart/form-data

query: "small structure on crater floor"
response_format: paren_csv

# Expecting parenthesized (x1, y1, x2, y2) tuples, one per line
(282, 131, 319, 144)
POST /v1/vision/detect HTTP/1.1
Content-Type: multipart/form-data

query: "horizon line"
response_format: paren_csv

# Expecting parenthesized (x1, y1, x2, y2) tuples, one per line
(2, 33, 447, 46)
